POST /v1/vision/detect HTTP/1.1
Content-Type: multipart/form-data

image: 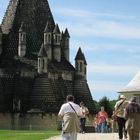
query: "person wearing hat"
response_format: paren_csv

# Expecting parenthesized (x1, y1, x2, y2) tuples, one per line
(124, 96, 140, 140)
(114, 94, 129, 140)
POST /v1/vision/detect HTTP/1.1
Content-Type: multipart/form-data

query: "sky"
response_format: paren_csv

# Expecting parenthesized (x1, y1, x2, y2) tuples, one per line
(0, 0, 140, 101)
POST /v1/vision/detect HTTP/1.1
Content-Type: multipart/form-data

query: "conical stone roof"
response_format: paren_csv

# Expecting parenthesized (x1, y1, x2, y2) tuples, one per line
(1, 0, 55, 56)
(75, 47, 87, 65)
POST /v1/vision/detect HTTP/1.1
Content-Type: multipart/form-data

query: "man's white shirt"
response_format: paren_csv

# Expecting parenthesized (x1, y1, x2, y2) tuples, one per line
(58, 102, 82, 117)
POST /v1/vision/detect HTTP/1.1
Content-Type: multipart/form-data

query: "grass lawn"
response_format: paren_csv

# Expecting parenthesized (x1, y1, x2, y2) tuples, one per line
(0, 130, 61, 140)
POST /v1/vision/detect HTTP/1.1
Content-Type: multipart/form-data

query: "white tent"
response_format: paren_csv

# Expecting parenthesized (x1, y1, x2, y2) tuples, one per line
(118, 71, 140, 103)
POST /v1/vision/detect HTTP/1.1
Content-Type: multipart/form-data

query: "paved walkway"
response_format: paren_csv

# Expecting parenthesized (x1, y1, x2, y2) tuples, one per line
(46, 133, 128, 140)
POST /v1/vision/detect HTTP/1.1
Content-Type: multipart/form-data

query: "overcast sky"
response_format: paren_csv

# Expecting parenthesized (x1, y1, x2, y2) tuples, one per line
(0, 0, 140, 101)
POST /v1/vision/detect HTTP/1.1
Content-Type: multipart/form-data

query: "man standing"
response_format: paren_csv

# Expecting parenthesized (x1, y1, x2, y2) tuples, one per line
(58, 95, 82, 140)
(114, 95, 128, 140)
(125, 96, 140, 140)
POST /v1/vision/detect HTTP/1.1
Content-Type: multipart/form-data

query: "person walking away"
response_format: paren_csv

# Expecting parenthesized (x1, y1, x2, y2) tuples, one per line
(93, 114, 100, 133)
(58, 95, 82, 140)
(106, 118, 111, 133)
(79, 101, 89, 133)
(124, 96, 140, 140)
(98, 106, 108, 133)
(114, 94, 128, 140)
(111, 111, 118, 132)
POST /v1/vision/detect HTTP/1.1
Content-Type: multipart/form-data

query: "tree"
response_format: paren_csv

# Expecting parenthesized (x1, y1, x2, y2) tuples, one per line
(93, 100, 100, 114)
(109, 100, 117, 112)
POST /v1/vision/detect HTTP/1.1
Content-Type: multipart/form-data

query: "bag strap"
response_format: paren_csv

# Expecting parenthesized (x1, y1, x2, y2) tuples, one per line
(115, 100, 125, 114)
(69, 103, 78, 116)
(116, 100, 125, 110)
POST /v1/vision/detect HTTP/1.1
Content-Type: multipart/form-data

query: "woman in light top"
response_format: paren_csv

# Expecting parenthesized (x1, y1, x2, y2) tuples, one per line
(79, 101, 89, 133)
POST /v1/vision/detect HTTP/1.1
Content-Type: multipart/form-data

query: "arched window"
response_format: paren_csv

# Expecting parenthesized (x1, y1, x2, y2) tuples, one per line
(42, 59, 45, 69)
(21, 33, 26, 42)
(48, 34, 51, 43)
(84, 67, 86, 75)
(47, 33, 51, 44)
(80, 62, 82, 72)
(38, 59, 41, 67)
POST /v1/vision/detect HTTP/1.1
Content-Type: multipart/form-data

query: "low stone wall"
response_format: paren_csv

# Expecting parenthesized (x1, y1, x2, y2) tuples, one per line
(0, 113, 95, 131)
(0, 113, 59, 130)
(0, 113, 12, 129)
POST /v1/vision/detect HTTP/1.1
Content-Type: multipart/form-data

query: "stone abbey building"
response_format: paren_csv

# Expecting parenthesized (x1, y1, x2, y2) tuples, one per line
(0, 0, 93, 129)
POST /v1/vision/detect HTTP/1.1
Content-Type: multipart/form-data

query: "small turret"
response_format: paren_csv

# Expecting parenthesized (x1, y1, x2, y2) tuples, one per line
(53, 24, 61, 62)
(63, 28, 70, 61)
(75, 47, 87, 79)
(53, 24, 61, 45)
(18, 22, 26, 57)
(38, 44, 48, 74)
(0, 26, 2, 55)
(44, 22, 52, 60)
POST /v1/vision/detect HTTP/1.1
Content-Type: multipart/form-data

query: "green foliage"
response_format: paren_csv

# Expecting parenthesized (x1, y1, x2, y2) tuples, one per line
(90, 100, 97, 114)
(109, 100, 117, 112)
(0, 130, 60, 140)
(93, 100, 100, 114)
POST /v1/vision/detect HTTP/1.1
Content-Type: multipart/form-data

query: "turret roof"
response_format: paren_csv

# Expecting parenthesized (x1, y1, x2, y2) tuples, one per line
(38, 44, 48, 57)
(53, 24, 60, 34)
(44, 22, 52, 33)
(64, 28, 70, 37)
(19, 22, 26, 32)
(82, 53, 87, 65)
(75, 47, 87, 65)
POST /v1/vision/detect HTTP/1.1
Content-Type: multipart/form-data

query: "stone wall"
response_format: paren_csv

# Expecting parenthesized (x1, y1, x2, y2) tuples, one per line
(0, 113, 59, 130)
(0, 113, 12, 129)
(48, 71, 73, 81)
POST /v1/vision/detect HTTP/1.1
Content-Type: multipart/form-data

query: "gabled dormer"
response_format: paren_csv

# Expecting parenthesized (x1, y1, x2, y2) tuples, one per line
(0, 26, 2, 55)
(75, 47, 87, 79)
(38, 44, 48, 74)
(18, 22, 26, 57)
(44, 22, 52, 45)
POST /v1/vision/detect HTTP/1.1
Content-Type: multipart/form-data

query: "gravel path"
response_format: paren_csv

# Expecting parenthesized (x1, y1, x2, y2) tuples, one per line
(46, 133, 128, 140)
